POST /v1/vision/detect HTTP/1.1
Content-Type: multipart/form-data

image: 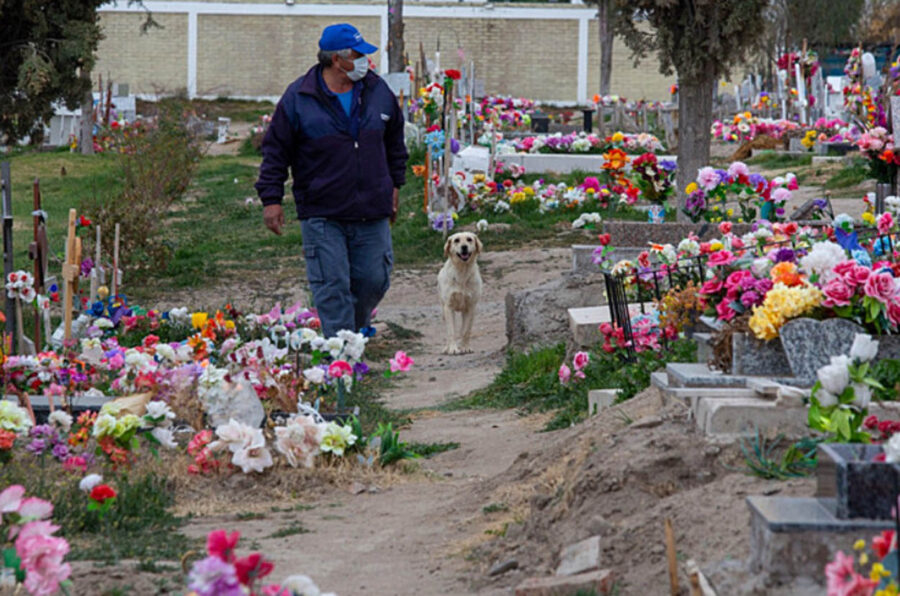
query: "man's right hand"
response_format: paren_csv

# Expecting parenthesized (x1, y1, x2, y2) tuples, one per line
(263, 204, 285, 236)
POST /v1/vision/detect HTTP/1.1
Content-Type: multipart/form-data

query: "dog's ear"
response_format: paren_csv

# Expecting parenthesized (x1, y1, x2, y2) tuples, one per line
(444, 237, 452, 258)
(474, 235, 483, 256)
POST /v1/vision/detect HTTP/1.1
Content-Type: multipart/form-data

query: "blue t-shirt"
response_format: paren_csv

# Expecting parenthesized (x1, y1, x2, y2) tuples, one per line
(336, 89, 353, 117)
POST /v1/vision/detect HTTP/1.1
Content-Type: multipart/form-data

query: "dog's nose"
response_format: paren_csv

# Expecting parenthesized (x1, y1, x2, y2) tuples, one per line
(460, 245, 469, 254)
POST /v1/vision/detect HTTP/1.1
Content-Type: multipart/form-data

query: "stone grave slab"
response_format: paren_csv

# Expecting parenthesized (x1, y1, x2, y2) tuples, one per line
(587, 389, 619, 415)
(732, 333, 792, 376)
(779, 317, 865, 386)
(694, 397, 808, 438)
(816, 443, 900, 520)
(567, 302, 656, 347)
(748, 496, 893, 583)
(556, 535, 601, 576)
(665, 362, 747, 388)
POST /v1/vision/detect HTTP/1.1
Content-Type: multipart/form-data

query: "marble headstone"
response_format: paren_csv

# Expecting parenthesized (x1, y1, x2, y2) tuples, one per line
(779, 317, 865, 386)
(732, 333, 792, 376)
(891, 96, 900, 137)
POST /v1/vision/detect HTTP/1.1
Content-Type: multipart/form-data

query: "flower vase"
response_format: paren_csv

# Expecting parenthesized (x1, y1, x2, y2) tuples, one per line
(760, 201, 774, 221)
(647, 204, 666, 224)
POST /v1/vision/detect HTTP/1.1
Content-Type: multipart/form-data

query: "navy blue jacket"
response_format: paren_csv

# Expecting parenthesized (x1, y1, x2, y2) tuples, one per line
(255, 65, 408, 220)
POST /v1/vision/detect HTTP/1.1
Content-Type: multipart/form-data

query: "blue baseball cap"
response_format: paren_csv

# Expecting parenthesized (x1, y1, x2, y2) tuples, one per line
(319, 24, 377, 54)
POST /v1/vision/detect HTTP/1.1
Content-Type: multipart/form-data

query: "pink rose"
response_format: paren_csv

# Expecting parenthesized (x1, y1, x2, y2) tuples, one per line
(864, 272, 895, 303)
(389, 351, 414, 373)
(832, 260, 857, 278)
(848, 265, 871, 287)
(822, 278, 854, 308)
(572, 351, 590, 371)
(879, 212, 895, 235)
(708, 250, 736, 267)
(889, 300, 900, 327)
(718, 221, 733, 235)
(725, 270, 753, 291)
(700, 279, 724, 295)
(558, 364, 571, 384)
(716, 299, 736, 321)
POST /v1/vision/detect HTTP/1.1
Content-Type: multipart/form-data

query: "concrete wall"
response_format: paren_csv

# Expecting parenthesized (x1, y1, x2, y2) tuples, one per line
(96, 1, 672, 103)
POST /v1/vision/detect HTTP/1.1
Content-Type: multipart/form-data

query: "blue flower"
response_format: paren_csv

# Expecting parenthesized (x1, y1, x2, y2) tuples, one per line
(659, 160, 677, 172)
(425, 130, 446, 158)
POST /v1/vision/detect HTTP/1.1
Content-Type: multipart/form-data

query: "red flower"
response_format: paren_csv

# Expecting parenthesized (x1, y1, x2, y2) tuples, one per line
(873, 530, 896, 560)
(234, 552, 274, 585)
(0, 429, 15, 450)
(208, 529, 240, 563)
(444, 69, 462, 81)
(78, 215, 92, 228)
(89, 484, 117, 504)
(597, 233, 611, 246)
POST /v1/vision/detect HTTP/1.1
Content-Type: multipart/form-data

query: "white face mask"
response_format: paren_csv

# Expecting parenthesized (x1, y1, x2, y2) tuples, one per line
(341, 55, 369, 82)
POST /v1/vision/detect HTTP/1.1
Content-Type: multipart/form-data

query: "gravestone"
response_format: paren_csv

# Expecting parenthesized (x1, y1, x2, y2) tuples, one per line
(731, 333, 792, 376)
(891, 97, 900, 140)
(204, 381, 265, 428)
(383, 72, 411, 97)
(216, 117, 230, 144)
(779, 317, 869, 386)
(817, 443, 900, 520)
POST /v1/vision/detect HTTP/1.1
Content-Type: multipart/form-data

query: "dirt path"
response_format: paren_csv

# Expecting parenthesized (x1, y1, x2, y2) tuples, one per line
(175, 247, 572, 595)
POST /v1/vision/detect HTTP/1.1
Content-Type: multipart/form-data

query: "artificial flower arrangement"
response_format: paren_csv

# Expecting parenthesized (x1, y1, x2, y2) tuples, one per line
(824, 528, 898, 596)
(854, 126, 898, 185)
(682, 161, 798, 223)
(808, 334, 883, 443)
(509, 131, 665, 155)
(629, 152, 676, 207)
(710, 113, 801, 143)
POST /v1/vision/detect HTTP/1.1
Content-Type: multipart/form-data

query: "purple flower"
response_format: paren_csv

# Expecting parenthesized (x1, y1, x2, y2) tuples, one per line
(715, 169, 729, 184)
(80, 258, 94, 277)
(772, 248, 796, 263)
(52, 443, 69, 461)
(659, 160, 677, 172)
(26, 439, 47, 455)
(740, 291, 761, 309)
(813, 198, 828, 209)
(187, 556, 243, 596)
(748, 173, 766, 188)
(431, 213, 455, 232)
(353, 361, 370, 380)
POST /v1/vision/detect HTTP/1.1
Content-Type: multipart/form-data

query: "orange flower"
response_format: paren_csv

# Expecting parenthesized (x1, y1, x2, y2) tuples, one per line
(771, 261, 803, 287)
(412, 164, 426, 177)
(602, 149, 628, 171)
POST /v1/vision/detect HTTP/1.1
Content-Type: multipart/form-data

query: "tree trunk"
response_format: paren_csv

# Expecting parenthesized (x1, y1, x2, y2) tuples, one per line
(388, 0, 405, 73)
(675, 69, 715, 222)
(598, 0, 613, 96)
(79, 70, 94, 156)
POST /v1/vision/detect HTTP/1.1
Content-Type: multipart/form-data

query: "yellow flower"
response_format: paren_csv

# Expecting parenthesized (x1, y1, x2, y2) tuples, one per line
(586, 188, 595, 194)
(871, 562, 892, 581)
(713, 205, 720, 211)
(451, 212, 459, 220)
(524, 186, 535, 196)
(710, 241, 724, 251)
(192, 312, 209, 329)
(862, 211, 876, 225)
(875, 587, 898, 596)
(685, 182, 698, 194)
(860, 553, 870, 566)
(510, 192, 527, 204)
(854, 539, 867, 551)
(726, 208, 734, 217)
(611, 132, 624, 143)
(749, 283, 823, 340)
(473, 173, 485, 184)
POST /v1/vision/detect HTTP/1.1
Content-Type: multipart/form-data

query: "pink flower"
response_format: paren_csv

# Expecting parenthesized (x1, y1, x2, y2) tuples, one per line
(708, 250, 736, 267)
(864, 272, 895, 304)
(558, 364, 571, 384)
(850, 266, 871, 287)
(726, 162, 749, 180)
(208, 529, 240, 563)
(718, 221, 733, 235)
(771, 187, 791, 203)
(889, 300, 900, 327)
(17, 497, 53, 521)
(824, 549, 878, 596)
(107, 352, 125, 370)
(573, 351, 590, 371)
(699, 279, 724, 295)
(725, 270, 753, 292)
(716, 299, 736, 321)
(0, 485, 24, 516)
(833, 260, 857, 279)
(328, 360, 353, 378)
(822, 279, 854, 308)
(16, 520, 60, 540)
(389, 351, 414, 373)
(62, 456, 88, 473)
(878, 212, 894, 235)
(15, 533, 71, 596)
(697, 166, 720, 191)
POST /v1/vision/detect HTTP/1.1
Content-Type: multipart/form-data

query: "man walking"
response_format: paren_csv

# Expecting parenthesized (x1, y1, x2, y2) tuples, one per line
(255, 23, 408, 338)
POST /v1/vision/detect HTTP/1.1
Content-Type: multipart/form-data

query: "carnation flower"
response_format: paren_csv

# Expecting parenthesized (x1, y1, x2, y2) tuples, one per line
(188, 555, 244, 596)
(697, 167, 720, 191)
(320, 422, 357, 457)
(799, 241, 847, 283)
(275, 416, 325, 468)
(47, 411, 73, 433)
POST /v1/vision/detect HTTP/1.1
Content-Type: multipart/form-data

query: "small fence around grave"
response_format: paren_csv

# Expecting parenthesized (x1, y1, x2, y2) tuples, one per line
(601, 229, 897, 362)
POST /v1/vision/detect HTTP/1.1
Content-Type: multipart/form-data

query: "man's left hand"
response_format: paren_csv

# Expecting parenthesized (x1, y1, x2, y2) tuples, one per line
(390, 188, 400, 224)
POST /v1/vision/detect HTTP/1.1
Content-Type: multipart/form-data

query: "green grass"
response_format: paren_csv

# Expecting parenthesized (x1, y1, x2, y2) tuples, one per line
(824, 158, 870, 190)
(446, 340, 696, 430)
(409, 441, 460, 458)
(267, 521, 310, 538)
(482, 502, 509, 514)
(746, 152, 813, 169)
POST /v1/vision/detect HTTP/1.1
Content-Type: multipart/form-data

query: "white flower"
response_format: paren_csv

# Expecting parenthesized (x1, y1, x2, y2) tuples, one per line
(310, 337, 326, 352)
(232, 444, 273, 474)
(303, 367, 326, 385)
(850, 334, 879, 363)
(155, 343, 176, 361)
(800, 241, 847, 283)
(884, 433, 900, 463)
(816, 388, 839, 407)
(753, 227, 773, 240)
(100, 401, 121, 417)
(324, 337, 345, 359)
(320, 421, 357, 457)
(94, 317, 114, 330)
(209, 418, 257, 453)
(677, 238, 700, 256)
(0, 401, 33, 433)
(741, 232, 757, 247)
(280, 575, 326, 596)
(168, 307, 190, 326)
(124, 348, 154, 373)
(337, 330, 367, 362)
(92, 413, 117, 438)
(851, 382, 872, 409)
(47, 410, 73, 433)
(751, 257, 771, 277)
(817, 354, 850, 396)
(151, 427, 178, 449)
(274, 415, 326, 468)
(476, 219, 489, 233)
(493, 200, 510, 213)
(144, 401, 175, 427)
(834, 213, 855, 231)
(197, 366, 228, 400)
(79, 474, 103, 493)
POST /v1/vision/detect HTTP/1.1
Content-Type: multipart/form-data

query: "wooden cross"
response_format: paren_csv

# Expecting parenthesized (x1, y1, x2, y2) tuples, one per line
(28, 178, 49, 348)
(62, 209, 82, 341)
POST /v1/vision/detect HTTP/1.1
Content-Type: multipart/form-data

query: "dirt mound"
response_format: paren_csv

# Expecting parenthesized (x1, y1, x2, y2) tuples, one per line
(465, 388, 814, 594)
